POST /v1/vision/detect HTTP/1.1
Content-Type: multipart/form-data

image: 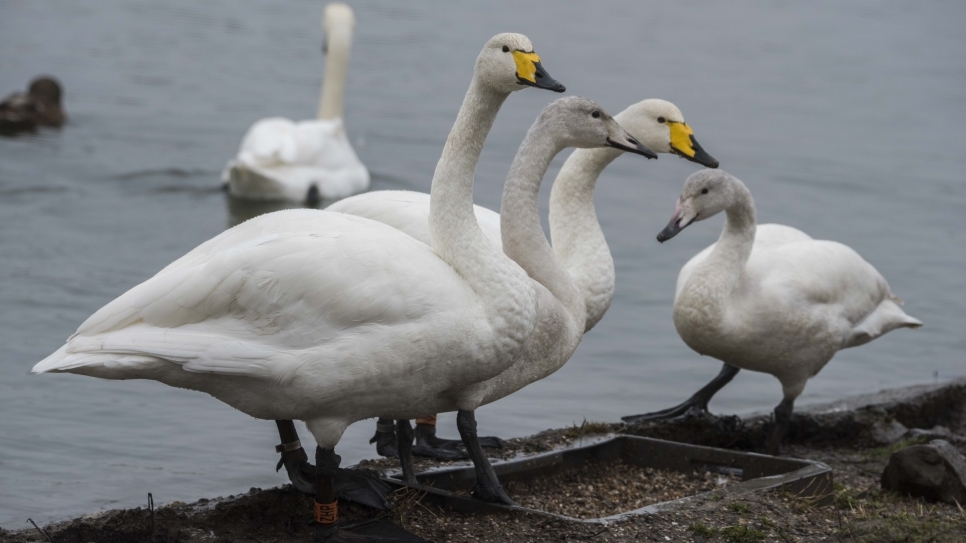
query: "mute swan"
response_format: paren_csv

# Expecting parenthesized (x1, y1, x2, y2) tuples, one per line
(631, 169, 922, 454)
(0, 76, 66, 135)
(331, 99, 719, 459)
(35, 32, 562, 542)
(222, 3, 369, 203)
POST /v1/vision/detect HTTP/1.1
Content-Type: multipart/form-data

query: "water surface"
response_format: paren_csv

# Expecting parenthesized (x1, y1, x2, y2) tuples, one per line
(1, 0, 964, 526)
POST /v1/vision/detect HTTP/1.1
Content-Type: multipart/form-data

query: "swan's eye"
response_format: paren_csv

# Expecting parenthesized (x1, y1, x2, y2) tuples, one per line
(502, 45, 510, 53)
(591, 111, 600, 119)
(657, 117, 666, 123)
(701, 188, 709, 195)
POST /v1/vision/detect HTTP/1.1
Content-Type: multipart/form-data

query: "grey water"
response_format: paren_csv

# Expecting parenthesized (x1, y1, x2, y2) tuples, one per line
(1, 0, 964, 526)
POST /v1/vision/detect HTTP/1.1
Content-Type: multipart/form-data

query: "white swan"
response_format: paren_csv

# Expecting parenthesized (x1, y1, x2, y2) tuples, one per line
(329, 99, 719, 455)
(222, 3, 369, 203)
(650, 169, 922, 453)
(34, 33, 564, 540)
(388, 96, 657, 503)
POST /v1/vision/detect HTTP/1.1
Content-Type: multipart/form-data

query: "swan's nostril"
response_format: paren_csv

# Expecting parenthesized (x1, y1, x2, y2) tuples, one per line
(535, 72, 543, 79)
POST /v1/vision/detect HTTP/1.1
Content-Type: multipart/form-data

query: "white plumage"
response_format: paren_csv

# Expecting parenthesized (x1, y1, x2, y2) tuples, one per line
(665, 170, 922, 409)
(224, 117, 368, 201)
(223, 3, 369, 202)
(329, 99, 718, 332)
(33, 33, 558, 454)
(34, 210, 534, 447)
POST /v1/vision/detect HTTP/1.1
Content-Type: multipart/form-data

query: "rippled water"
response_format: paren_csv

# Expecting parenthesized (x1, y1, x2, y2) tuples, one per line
(1, 0, 964, 526)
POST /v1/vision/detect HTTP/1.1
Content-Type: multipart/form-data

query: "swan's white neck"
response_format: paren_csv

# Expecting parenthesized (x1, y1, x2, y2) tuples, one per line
(318, 26, 351, 120)
(500, 123, 585, 324)
(548, 146, 623, 331)
(426, 72, 537, 376)
(428, 74, 508, 281)
(676, 182, 756, 334)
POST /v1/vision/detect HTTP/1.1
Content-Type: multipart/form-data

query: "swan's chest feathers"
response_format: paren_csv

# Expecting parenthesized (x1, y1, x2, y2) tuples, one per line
(480, 283, 583, 404)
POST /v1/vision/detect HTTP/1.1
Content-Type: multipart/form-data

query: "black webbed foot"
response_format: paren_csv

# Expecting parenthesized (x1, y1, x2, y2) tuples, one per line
(276, 420, 390, 510)
(622, 363, 740, 424)
(369, 418, 399, 458)
(410, 422, 504, 460)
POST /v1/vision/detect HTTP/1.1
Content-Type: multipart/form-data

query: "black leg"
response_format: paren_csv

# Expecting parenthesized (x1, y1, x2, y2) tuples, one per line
(395, 419, 417, 485)
(456, 409, 514, 505)
(306, 184, 321, 207)
(765, 398, 794, 455)
(314, 446, 340, 542)
(314, 447, 432, 542)
(275, 420, 317, 495)
(622, 363, 740, 423)
(277, 421, 390, 511)
(411, 416, 504, 460)
(369, 418, 399, 458)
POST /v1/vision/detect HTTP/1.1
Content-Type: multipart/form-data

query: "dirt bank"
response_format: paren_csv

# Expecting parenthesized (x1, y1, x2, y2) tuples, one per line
(3, 379, 964, 543)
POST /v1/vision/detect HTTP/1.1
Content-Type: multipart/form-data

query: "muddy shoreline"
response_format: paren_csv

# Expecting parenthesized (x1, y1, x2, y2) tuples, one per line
(3, 379, 964, 542)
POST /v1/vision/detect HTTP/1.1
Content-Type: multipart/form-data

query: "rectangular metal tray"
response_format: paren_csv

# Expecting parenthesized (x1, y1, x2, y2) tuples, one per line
(382, 434, 833, 523)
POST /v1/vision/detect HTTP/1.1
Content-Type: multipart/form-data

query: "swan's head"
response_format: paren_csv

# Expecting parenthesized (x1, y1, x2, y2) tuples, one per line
(658, 169, 742, 242)
(476, 33, 566, 94)
(321, 2, 356, 54)
(617, 99, 718, 168)
(538, 96, 657, 158)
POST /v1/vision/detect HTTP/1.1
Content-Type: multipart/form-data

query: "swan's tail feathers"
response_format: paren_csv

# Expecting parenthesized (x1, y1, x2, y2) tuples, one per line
(32, 344, 160, 379)
(846, 299, 923, 348)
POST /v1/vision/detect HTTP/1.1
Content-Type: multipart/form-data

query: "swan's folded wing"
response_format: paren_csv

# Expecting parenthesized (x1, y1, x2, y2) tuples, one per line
(328, 190, 503, 249)
(38, 214, 475, 382)
(753, 240, 891, 321)
(237, 117, 299, 167)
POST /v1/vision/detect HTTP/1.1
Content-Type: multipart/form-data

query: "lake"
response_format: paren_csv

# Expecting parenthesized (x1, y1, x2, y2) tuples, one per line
(1, 0, 964, 526)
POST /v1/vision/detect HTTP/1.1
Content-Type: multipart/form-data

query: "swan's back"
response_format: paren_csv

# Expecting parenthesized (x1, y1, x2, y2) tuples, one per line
(675, 223, 921, 378)
(34, 210, 507, 395)
(226, 118, 369, 200)
(327, 190, 503, 249)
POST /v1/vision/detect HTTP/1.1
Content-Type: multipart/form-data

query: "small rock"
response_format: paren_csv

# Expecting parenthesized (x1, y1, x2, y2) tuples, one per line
(870, 419, 908, 445)
(881, 439, 966, 504)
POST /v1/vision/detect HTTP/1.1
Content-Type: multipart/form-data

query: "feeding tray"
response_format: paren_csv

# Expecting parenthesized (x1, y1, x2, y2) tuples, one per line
(381, 435, 833, 523)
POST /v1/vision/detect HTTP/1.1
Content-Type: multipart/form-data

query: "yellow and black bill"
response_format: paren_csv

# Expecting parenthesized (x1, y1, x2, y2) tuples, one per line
(668, 122, 719, 168)
(512, 51, 566, 93)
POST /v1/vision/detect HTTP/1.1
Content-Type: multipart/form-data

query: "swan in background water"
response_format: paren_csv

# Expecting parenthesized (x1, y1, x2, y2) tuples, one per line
(34, 33, 563, 541)
(627, 169, 922, 454)
(223, 3, 369, 203)
(330, 99, 719, 458)
(0, 76, 66, 135)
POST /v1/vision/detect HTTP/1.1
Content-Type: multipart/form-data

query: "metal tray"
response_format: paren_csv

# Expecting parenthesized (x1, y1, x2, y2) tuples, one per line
(382, 434, 833, 524)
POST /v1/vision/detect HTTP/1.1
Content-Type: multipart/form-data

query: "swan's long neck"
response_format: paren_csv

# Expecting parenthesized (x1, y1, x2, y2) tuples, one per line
(548, 147, 622, 331)
(501, 121, 585, 323)
(427, 75, 537, 372)
(317, 26, 351, 120)
(677, 183, 756, 332)
(428, 76, 508, 279)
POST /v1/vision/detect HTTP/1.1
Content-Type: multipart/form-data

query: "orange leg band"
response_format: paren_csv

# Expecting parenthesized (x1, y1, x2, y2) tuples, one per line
(314, 499, 338, 524)
(415, 414, 437, 426)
